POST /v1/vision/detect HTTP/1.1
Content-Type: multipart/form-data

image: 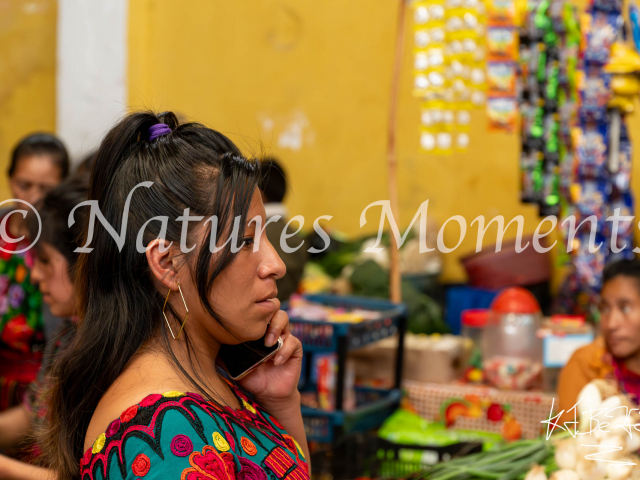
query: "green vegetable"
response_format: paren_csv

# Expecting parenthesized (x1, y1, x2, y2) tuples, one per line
(412, 438, 554, 480)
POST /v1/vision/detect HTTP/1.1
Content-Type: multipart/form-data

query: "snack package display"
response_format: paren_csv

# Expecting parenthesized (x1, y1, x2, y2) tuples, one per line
(485, 0, 518, 132)
(414, 0, 488, 152)
(542, 0, 635, 320)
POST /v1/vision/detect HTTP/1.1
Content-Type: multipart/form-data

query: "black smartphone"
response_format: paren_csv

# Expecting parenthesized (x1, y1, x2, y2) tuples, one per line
(219, 335, 283, 380)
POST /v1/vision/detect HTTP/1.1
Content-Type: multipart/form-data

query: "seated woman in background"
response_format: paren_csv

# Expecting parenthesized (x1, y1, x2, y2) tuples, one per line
(558, 259, 640, 423)
(43, 112, 309, 480)
(0, 175, 87, 479)
(0, 134, 69, 412)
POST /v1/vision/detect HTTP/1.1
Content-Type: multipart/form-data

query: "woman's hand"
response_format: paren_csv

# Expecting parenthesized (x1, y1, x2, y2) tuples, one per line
(240, 310, 302, 408)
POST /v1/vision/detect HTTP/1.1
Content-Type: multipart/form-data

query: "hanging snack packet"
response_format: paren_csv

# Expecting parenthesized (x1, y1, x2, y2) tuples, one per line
(573, 123, 608, 179)
(577, 66, 611, 121)
(488, 0, 517, 25)
(574, 233, 607, 288)
(571, 180, 611, 228)
(487, 62, 518, 96)
(487, 27, 519, 60)
(583, 10, 620, 65)
(487, 97, 518, 131)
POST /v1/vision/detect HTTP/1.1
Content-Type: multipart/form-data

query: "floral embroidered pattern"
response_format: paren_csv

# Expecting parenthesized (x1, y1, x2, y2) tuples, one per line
(238, 457, 268, 480)
(241, 437, 257, 456)
(212, 431, 230, 452)
(172, 435, 194, 457)
(0, 232, 43, 354)
(80, 383, 305, 480)
(131, 453, 151, 477)
(180, 445, 235, 480)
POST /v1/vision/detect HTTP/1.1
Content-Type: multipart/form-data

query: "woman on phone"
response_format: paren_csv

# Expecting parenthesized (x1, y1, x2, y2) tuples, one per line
(43, 112, 309, 480)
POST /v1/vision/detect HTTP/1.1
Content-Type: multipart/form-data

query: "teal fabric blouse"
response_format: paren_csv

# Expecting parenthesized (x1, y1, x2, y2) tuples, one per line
(80, 379, 309, 480)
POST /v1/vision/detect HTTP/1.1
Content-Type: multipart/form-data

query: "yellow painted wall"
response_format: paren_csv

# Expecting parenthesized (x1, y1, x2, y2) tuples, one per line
(124, 0, 636, 283)
(0, 0, 57, 200)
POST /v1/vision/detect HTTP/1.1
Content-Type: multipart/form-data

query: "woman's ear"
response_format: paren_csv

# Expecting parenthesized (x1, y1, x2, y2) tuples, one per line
(146, 238, 180, 290)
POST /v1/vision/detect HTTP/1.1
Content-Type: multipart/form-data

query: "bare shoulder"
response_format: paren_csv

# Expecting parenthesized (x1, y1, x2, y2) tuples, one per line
(82, 351, 188, 451)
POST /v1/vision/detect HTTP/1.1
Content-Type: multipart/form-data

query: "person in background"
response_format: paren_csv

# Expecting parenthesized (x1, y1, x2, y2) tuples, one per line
(558, 259, 640, 423)
(0, 133, 69, 412)
(259, 158, 308, 302)
(0, 175, 87, 480)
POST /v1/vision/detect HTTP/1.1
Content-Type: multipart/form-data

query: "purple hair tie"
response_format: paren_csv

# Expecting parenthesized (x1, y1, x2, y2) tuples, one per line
(148, 123, 172, 141)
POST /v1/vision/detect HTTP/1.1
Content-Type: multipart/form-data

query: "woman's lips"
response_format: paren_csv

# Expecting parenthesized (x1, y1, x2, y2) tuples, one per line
(256, 297, 280, 313)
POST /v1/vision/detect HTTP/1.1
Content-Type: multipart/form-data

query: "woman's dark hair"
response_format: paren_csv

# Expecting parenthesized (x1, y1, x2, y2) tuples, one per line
(603, 258, 640, 290)
(42, 111, 261, 479)
(26, 175, 89, 272)
(259, 157, 287, 203)
(9, 132, 70, 179)
(73, 150, 98, 181)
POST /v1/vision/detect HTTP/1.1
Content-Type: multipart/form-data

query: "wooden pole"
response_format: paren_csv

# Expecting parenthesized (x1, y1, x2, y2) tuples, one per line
(387, 0, 408, 304)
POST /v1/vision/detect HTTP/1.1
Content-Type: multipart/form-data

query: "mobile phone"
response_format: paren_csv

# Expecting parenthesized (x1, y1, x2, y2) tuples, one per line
(219, 335, 284, 380)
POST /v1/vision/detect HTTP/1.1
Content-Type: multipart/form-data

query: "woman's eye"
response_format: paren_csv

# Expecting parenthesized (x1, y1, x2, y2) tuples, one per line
(622, 305, 631, 315)
(243, 237, 254, 247)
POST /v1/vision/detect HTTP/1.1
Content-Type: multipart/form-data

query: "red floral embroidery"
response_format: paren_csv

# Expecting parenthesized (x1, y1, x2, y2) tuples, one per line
(238, 457, 267, 480)
(139, 394, 163, 407)
(225, 432, 236, 451)
(131, 453, 151, 476)
(1, 314, 33, 353)
(120, 404, 139, 423)
(180, 445, 235, 480)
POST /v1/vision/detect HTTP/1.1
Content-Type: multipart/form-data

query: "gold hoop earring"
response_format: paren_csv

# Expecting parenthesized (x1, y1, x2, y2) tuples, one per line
(163, 282, 189, 340)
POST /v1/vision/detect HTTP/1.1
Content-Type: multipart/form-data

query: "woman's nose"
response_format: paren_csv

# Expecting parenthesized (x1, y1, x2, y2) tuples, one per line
(258, 238, 286, 280)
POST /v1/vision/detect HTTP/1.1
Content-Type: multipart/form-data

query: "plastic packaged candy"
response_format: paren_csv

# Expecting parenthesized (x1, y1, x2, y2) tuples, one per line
(571, 180, 611, 226)
(487, 0, 517, 25)
(487, 27, 519, 60)
(574, 233, 607, 288)
(583, 11, 621, 65)
(487, 62, 518, 96)
(604, 193, 635, 247)
(539, 164, 561, 216)
(487, 97, 517, 131)
(573, 124, 609, 179)
(592, 0, 623, 13)
(578, 67, 612, 120)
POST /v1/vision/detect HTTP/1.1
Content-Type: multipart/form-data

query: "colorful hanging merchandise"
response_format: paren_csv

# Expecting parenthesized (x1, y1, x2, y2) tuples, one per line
(486, 0, 520, 132)
(518, 0, 580, 216)
(552, 0, 639, 319)
(413, 0, 488, 153)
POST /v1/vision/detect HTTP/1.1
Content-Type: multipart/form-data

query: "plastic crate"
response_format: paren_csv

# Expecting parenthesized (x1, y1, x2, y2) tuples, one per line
(370, 438, 483, 479)
(284, 294, 407, 353)
(309, 434, 483, 480)
(301, 388, 402, 443)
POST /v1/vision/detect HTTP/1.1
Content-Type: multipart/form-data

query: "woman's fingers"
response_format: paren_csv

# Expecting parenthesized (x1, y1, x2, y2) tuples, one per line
(264, 310, 289, 347)
(273, 334, 302, 366)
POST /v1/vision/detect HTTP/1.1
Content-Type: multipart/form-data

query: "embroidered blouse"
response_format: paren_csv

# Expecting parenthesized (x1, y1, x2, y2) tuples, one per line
(80, 380, 309, 480)
(0, 212, 44, 411)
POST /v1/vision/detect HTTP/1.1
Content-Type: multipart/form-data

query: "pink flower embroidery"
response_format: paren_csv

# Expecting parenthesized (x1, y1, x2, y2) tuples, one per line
(238, 457, 267, 480)
(180, 445, 236, 480)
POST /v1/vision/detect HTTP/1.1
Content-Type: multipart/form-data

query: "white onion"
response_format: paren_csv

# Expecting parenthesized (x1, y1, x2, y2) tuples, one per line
(606, 459, 635, 480)
(575, 459, 606, 480)
(555, 439, 577, 470)
(524, 465, 548, 480)
(549, 470, 579, 480)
